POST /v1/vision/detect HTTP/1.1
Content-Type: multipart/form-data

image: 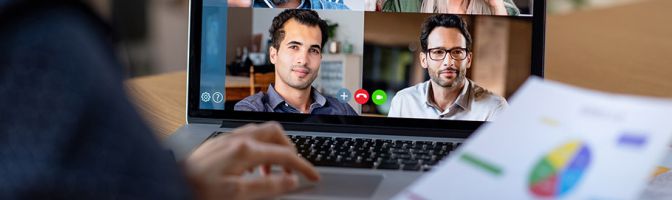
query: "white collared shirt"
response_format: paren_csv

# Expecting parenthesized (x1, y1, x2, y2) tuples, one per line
(388, 79, 508, 121)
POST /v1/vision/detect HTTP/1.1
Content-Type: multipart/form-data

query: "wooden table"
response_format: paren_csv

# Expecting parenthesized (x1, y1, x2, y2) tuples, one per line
(126, 71, 187, 138)
(545, 0, 672, 97)
(125, 72, 265, 138)
(126, 0, 672, 138)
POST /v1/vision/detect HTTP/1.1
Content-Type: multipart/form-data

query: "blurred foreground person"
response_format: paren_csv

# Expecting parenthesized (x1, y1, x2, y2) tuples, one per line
(0, 1, 319, 199)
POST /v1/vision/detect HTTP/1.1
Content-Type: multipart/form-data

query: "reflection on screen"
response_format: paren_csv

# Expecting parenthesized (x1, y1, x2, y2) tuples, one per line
(200, 0, 535, 122)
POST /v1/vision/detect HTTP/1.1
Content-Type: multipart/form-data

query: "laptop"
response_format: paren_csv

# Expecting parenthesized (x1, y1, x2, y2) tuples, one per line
(165, 0, 546, 199)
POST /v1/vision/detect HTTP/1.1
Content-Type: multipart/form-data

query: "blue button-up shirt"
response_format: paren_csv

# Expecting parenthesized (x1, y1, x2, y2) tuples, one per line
(235, 84, 358, 116)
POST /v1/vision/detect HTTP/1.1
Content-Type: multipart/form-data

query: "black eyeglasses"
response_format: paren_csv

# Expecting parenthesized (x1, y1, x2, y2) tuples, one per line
(426, 47, 469, 61)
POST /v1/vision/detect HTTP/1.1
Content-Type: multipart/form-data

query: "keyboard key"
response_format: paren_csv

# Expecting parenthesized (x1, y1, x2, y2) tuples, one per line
(402, 164, 421, 171)
(421, 165, 433, 171)
(340, 161, 374, 169)
(391, 148, 409, 154)
(377, 163, 401, 170)
(413, 149, 429, 155)
(397, 154, 412, 160)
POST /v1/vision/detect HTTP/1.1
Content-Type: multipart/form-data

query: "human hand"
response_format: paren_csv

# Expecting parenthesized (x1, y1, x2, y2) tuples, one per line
(228, 0, 252, 7)
(184, 122, 320, 200)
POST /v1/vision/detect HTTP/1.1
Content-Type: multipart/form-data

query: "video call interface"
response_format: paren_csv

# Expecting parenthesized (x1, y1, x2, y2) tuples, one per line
(199, 0, 536, 122)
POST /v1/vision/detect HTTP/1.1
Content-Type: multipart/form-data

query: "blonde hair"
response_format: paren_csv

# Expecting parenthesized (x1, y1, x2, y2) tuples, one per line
(421, 0, 514, 15)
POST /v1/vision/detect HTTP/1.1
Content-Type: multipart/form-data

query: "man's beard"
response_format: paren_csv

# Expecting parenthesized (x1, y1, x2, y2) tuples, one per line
(431, 68, 466, 89)
(272, 0, 290, 4)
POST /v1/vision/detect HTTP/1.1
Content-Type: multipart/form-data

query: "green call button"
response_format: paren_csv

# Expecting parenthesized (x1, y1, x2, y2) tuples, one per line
(371, 90, 387, 105)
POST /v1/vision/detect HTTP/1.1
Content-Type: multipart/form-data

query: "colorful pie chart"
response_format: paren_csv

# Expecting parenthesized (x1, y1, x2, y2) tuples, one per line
(529, 140, 591, 198)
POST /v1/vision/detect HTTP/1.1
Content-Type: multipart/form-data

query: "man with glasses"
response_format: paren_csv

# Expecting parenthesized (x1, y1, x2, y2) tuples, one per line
(388, 14, 508, 121)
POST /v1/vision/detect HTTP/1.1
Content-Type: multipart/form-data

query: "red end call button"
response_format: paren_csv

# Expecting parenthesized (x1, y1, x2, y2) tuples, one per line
(354, 89, 369, 105)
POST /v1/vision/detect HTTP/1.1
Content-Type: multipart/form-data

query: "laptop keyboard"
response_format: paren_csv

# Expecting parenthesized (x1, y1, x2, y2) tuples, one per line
(208, 132, 460, 171)
(287, 135, 460, 171)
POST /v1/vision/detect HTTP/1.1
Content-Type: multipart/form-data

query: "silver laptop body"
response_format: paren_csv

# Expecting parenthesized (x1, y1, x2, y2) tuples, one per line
(165, 1, 546, 199)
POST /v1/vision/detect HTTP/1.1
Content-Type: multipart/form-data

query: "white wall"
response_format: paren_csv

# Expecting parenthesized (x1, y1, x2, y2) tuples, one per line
(148, 0, 189, 73)
(252, 9, 364, 55)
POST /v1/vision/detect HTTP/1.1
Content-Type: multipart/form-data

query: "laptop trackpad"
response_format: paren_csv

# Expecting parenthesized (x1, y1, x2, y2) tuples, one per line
(287, 172, 383, 199)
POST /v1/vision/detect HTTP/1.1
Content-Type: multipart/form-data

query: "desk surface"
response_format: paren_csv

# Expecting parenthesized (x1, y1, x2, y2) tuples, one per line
(126, 0, 672, 137)
(126, 71, 187, 138)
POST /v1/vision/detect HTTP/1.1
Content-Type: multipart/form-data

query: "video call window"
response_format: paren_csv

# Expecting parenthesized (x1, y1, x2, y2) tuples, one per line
(200, 0, 535, 122)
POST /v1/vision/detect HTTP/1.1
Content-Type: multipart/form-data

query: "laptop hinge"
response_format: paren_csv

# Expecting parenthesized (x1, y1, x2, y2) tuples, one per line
(219, 119, 473, 139)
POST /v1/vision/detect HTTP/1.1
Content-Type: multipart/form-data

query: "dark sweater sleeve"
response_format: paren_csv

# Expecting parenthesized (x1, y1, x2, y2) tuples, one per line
(0, 3, 192, 199)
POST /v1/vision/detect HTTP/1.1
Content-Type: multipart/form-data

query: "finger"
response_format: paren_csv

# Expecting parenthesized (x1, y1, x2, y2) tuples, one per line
(197, 137, 319, 181)
(232, 121, 294, 148)
(186, 136, 260, 177)
(241, 141, 320, 181)
(236, 174, 299, 199)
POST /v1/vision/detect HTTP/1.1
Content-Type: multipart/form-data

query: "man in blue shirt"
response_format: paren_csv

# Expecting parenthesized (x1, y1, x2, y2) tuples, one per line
(253, 0, 350, 10)
(234, 9, 358, 116)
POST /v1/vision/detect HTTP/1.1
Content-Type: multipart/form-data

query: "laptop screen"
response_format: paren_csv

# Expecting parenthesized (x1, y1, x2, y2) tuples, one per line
(193, 0, 544, 128)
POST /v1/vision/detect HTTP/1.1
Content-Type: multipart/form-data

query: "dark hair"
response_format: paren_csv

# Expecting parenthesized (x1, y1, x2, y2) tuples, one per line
(419, 14, 472, 52)
(269, 9, 329, 50)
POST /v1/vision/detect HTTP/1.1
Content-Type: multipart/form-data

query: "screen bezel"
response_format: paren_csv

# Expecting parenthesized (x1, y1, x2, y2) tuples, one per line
(186, 0, 546, 137)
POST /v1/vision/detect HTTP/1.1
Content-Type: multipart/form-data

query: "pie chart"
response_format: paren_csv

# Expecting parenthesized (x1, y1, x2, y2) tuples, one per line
(529, 140, 591, 198)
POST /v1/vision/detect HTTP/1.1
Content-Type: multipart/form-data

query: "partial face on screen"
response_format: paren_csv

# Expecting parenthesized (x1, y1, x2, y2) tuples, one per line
(420, 27, 472, 89)
(269, 18, 323, 90)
